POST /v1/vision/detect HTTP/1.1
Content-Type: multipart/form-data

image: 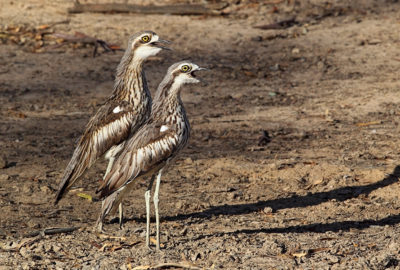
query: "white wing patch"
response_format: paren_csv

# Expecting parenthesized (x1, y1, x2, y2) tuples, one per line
(113, 106, 122, 114)
(160, 125, 169, 132)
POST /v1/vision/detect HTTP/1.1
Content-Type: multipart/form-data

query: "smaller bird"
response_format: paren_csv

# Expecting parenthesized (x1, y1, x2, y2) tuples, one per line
(96, 61, 207, 250)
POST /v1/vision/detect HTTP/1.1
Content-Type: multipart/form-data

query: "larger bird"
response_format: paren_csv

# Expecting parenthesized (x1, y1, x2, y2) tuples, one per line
(54, 31, 170, 221)
(96, 61, 206, 250)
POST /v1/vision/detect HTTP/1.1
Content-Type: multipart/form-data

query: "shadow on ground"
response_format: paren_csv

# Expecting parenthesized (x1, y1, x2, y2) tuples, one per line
(167, 165, 400, 221)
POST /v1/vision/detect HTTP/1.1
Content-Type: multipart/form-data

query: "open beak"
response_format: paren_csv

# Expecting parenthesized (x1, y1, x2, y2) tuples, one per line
(191, 67, 209, 84)
(151, 39, 171, 50)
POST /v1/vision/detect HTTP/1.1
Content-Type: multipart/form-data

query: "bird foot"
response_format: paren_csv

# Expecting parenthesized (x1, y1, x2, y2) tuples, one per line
(93, 222, 106, 234)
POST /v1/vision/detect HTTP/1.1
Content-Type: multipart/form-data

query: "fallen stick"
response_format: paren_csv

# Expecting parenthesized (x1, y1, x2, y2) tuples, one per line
(253, 17, 297, 30)
(23, 227, 80, 238)
(49, 32, 122, 57)
(355, 121, 381, 127)
(68, 2, 228, 16)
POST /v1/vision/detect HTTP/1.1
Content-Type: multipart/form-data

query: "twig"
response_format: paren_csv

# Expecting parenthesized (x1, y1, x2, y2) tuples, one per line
(0, 236, 41, 251)
(68, 2, 228, 16)
(355, 121, 381, 127)
(49, 32, 122, 57)
(23, 227, 79, 238)
(39, 19, 70, 30)
(96, 233, 128, 241)
(253, 17, 297, 30)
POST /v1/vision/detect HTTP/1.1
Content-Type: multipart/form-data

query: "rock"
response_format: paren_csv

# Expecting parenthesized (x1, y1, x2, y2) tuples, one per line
(317, 61, 325, 70)
(22, 184, 32, 194)
(40, 185, 51, 193)
(26, 219, 40, 229)
(269, 63, 280, 71)
(19, 247, 29, 258)
(175, 201, 185, 210)
(263, 207, 273, 214)
(179, 227, 187, 236)
(326, 254, 340, 264)
(44, 243, 52, 253)
(184, 157, 193, 165)
(227, 192, 236, 200)
(53, 244, 62, 253)
(0, 174, 9, 181)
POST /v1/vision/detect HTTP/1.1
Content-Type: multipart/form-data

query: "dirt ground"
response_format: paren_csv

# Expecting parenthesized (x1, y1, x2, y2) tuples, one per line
(1, 0, 400, 269)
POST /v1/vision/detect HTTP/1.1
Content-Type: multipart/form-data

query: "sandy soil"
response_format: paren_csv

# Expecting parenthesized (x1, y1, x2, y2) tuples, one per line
(1, 0, 400, 269)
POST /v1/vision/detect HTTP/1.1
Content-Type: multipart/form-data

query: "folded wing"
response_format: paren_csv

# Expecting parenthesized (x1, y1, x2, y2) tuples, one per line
(55, 100, 137, 203)
(97, 122, 179, 198)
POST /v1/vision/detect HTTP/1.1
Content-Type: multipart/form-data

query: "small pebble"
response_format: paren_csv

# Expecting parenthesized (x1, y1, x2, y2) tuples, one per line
(263, 207, 273, 214)
(0, 174, 9, 181)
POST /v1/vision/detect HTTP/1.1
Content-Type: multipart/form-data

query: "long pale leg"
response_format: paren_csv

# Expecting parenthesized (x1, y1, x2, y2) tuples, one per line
(153, 169, 163, 251)
(145, 175, 156, 249)
(118, 203, 124, 229)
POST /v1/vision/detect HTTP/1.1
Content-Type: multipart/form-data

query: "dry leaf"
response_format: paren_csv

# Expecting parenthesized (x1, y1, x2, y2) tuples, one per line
(150, 237, 165, 248)
(37, 24, 50, 30)
(291, 250, 308, 258)
(77, 192, 93, 202)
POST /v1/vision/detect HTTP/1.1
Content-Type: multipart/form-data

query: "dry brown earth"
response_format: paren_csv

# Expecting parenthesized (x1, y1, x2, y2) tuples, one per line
(1, 0, 400, 269)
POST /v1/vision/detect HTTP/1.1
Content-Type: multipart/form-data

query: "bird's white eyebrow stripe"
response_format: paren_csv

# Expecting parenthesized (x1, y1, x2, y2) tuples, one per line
(113, 106, 122, 113)
(160, 125, 168, 132)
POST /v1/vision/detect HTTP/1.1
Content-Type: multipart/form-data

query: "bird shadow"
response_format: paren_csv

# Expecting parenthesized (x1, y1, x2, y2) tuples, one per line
(191, 212, 400, 242)
(165, 165, 400, 224)
(120, 165, 400, 235)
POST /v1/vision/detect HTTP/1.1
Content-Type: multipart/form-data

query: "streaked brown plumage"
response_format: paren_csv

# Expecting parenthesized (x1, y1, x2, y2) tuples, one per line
(95, 61, 207, 250)
(54, 31, 169, 206)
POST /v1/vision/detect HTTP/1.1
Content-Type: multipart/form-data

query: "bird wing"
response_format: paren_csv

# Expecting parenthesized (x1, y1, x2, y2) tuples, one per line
(55, 100, 143, 204)
(97, 122, 183, 198)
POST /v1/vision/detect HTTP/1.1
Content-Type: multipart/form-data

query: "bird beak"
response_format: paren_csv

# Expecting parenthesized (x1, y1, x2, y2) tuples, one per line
(151, 39, 172, 50)
(191, 66, 208, 84)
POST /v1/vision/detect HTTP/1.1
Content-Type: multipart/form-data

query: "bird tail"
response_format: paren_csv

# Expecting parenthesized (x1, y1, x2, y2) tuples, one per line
(54, 140, 92, 205)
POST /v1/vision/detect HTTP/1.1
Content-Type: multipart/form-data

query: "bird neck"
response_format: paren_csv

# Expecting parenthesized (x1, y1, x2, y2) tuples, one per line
(152, 81, 186, 123)
(112, 53, 150, 103)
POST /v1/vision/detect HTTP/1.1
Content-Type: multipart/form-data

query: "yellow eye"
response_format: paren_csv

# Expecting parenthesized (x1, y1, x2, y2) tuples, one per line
(181, 65, 191, 73)
(141, 35, 150, 43)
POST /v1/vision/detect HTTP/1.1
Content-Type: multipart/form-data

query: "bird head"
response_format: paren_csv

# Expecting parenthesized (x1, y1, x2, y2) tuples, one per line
(155, 61, 207, 101)
(128, 31, 170, 61)
(169, 61, 208, 86)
